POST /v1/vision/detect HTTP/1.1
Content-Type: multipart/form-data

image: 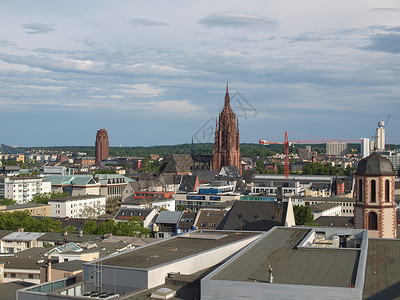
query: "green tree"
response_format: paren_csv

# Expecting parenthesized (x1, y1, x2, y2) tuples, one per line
(176, 205, 185, 211)
(106, 196, 122, 216)
(255, 161, 266, 174)
(0, 198, 17, 205)
(293, 205, 314, 225)
(83, 220, 98, 234)
(31, 191, 69, 204)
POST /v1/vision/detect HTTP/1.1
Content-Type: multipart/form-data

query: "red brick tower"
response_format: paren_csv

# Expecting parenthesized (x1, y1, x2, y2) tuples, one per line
(95, 129, 109, 167)
(213, 83, 242, 174)
(354, 152, 396, 238)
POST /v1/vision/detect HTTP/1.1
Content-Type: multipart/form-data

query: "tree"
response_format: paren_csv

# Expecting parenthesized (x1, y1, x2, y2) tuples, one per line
(0, 198, 17, 205)
(176, 205, 185, 211)
(255, 161, 266, 174)
(81, 202, 105, 219)
(31, 191, 69, 204)
(293, 205, 314, 225)
(83, 220, 98, 234)
(106, 196, 121, 215)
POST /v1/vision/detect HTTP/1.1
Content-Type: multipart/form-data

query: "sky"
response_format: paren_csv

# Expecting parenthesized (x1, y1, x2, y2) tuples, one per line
(1, 0, 400, 147)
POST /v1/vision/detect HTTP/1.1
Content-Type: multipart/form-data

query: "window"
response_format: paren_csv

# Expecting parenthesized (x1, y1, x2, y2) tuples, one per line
(385, 180, 390, 203)
(210, 223, 216, 228)
(11, 273, 16, 278)
(200, 222, 207, 227)
(358, 179, 362, 202)
(368, 212, 378, 230)
(28, 274, 34, 279)
(371, 180, 376, 203)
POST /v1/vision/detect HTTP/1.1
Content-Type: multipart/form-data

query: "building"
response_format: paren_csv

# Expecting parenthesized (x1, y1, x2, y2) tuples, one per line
(113, 207, 157, 229)
(309, 203, 342, 220)
(95, 129, 109, 167)
(48, 195, 106, 219)
(0, 231, 45, 254)
(0, 203, 50, 217)
(43, 175, 100, 196)
(94, 174, 134, 198)
(326, 142, 348, 156)
(361, 138, 370, 158)
(201, 227, 368, 300)
(354, 152, 396, 238)
(0, 177, 52, 204)
(302, 196, 355, 217)
(213, 83, 242, 174)
(375, 121, 385, 151)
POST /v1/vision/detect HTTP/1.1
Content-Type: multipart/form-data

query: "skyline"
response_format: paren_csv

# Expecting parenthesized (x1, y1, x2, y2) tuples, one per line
(1, 1, 400, 147)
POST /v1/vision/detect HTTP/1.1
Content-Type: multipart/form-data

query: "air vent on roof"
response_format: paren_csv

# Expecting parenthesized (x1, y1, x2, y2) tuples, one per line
(151, 288, 176, 299)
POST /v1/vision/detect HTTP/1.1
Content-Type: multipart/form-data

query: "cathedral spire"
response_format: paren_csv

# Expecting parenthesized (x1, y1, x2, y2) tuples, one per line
(224, 81, 230, 108)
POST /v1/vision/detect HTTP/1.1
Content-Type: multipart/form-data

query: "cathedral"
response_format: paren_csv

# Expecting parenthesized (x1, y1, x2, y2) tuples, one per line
(213, 83, 242, 174)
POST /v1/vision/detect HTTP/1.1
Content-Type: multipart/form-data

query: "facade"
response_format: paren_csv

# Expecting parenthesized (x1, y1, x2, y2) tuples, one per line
(95, 129, 109, 167)
(354, 152, 396, 238)
(48, 195, 106, 219)
(0, 231, 45, 254)
(302, 196, 355, 217)
(0, 203, 50, 217)
(94, 174, 133, 198)
(43, 175, 101, 196)
(326, 142, 348, 156)
(0, 177, 51, 204)
(361, 138, 370, 158)
(212, 83, 242, 174)
(375, 121, 385, 151)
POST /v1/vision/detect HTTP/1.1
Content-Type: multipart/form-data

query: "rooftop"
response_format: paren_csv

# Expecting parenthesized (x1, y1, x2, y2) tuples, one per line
(99, 230, 260, 270)
(48, 195, 105, 202)
(210, 227, 363, 288)
(2, 231, 45, 242)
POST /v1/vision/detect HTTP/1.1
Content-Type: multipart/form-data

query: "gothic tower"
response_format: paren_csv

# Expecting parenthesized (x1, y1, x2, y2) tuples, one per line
(354, 152, 396, 238)
(95, 129, 109, 167)
(213, 83, 242, 174)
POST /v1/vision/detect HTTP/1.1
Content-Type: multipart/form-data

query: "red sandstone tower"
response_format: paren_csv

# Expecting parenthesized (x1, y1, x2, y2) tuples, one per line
(212, 83, 242, 174)
(354, 152, 396, 238)
(95, 129, 109, 167)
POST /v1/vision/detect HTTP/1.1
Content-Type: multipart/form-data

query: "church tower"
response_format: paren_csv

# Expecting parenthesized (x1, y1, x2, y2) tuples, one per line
(212, 83, 242, 174)
(354, 152, 396, 238)
(95, 129, 109, 167)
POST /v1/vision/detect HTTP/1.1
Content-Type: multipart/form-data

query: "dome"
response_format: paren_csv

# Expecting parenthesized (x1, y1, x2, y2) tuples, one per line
(356, 152, 394, 176)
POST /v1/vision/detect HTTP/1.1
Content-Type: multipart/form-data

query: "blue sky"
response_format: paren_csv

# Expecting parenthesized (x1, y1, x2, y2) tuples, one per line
(1, 0, 399, 146)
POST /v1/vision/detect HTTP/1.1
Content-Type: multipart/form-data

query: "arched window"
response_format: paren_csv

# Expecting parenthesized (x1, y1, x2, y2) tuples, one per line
(371, 180, 376, 203)
(358, 179, 363, 202)
(385, 179, 390, 203)
(368, 212, 378, 230)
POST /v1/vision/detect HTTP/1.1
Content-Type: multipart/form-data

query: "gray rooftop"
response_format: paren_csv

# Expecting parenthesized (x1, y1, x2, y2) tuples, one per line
(356, 152, 395, 176)
(99, 230, 261, 270)
(211, 227, 360, 288)
(155, 211, 183, 224)
(363, 239, 400, 299)
(48, 195, 105, 202)
(2, 231, 45, 242)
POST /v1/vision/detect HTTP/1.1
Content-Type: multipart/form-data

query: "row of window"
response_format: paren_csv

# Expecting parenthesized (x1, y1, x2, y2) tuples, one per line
(358, 179, 391, 203)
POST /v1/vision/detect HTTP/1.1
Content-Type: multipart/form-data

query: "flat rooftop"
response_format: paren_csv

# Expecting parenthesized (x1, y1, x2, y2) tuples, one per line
(100, 231, 260, 269)
(363, 238, 400, 299)
(211, 227, 360, 287)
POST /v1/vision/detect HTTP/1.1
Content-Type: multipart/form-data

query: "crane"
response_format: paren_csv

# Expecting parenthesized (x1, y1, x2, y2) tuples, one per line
(259, 132, 363, 179)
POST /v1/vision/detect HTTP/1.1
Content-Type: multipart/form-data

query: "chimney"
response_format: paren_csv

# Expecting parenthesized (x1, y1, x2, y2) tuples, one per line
(268, 266, 273, 283)
(47, 255, 52, 282)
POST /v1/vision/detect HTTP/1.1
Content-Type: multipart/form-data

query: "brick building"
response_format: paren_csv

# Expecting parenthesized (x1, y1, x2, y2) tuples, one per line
(95, 129, 109, 167)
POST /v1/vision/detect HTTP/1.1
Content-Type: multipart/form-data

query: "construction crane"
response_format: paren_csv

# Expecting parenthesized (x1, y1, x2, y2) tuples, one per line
(258, 131, 290, 178)
(259, 132, 363, 179)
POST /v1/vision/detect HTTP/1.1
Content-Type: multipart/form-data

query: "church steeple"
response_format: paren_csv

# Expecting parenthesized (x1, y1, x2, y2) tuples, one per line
(224, 81, 230, 108)
(213, 83, 242, 174)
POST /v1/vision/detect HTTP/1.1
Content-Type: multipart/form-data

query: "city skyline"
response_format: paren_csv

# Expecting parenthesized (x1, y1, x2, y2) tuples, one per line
(1, 1, 400, 146)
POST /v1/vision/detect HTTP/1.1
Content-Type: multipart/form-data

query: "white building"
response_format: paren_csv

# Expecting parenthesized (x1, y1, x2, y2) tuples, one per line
(0, 177, 52, 204)
(326, 142, 347, 156)
(376, 121, 385, 151)
(361, 138, 370, 158)
(48, 195, 106, 218)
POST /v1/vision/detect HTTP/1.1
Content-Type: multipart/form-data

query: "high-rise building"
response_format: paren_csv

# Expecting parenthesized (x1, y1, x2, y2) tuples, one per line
(213, 83, 242, 174)
(354, 152, 396, 238)
(361, 138, 370, 158)
(95, 129, 109, 166)
(376, 121, 385, 151)
(326, 142, 347, 156)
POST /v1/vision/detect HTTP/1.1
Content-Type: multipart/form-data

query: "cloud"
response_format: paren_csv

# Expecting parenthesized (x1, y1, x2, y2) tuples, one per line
(290, 33, 324, 44)
(362, 33, 400, 53)
(198, 12, 277, 28)
(22, 23, 56, 34)
(130, 18, 168, 26)
(153, 100, 199, 112)
(118, 84, 163, 97)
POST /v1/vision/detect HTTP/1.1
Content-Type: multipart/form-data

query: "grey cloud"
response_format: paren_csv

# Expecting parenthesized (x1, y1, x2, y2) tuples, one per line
(198, 12, 277, 28)
(22, 23, 56, 34)
(130, 18, 168, 26)
(362, 33, 400, 53)
(290, 33, 324, 44)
